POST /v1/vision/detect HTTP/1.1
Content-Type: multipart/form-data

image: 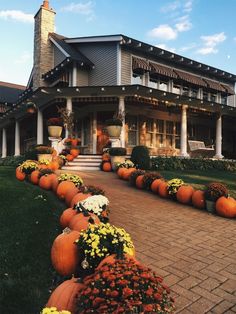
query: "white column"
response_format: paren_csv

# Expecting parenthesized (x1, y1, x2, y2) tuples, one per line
(180, 105, 189, 157)
(214, 114, 224, 159)
(2, 128, 7, 158)
(14, 120, 20, 156)
(92, 111, 97, 154)
(72, 62, 77, 87)
(65, 97, 73, 138)
(119, 96, 125, 148)
(37, 109, 43, 144)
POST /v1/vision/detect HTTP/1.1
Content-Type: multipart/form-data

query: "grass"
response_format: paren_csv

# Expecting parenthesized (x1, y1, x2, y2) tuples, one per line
(0, 167, 65, 314)
(160, 169, 236, 198)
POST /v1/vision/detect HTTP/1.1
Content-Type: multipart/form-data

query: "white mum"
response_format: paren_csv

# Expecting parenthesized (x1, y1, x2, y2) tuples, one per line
(76, 195, 109, 215)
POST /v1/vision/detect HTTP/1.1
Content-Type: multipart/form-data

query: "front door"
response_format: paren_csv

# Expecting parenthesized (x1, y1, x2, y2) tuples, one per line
(97, 124, 109, 154)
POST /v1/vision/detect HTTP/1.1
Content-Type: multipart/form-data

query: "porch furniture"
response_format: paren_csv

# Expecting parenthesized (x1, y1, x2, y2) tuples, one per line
(188, 140, 215, 158)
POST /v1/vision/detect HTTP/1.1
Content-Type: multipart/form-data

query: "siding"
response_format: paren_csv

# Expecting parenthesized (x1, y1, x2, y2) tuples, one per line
(77, 42, 117, 86)
(77, 69, 89, 86)
(53, 46, 66, 67)
(121, 49, 131, 85)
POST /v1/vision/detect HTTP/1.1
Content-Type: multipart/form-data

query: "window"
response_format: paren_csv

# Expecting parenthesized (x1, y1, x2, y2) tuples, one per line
(156, 119, 164, 147)
(126, 116, 138, 146)
(132, 73, 144, 85)
(159, 80, 168, 91)
(221, 96, 227, 105)
(173, 84, 180, 94)
(203, 91, 208, 101)
(182, 86, 189, 96)
(210, 93, 217, 102)
(149, 78, 158, 89)
(191, 88, 198, 98)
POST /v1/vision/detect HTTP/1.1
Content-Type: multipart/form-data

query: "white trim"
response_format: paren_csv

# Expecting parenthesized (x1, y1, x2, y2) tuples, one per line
(117, 43, 121, 85)
(65, 35, 123, 44)
(49, 36, 70, 57)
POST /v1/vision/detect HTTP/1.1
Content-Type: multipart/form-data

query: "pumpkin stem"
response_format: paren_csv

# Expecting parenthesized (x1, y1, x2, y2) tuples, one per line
(62, 227, 71, 234)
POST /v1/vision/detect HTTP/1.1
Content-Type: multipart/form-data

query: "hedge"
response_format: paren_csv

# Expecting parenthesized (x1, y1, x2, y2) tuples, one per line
(0, 156, 25, 167)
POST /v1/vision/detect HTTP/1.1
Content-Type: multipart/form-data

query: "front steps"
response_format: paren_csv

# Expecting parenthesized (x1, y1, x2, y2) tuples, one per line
(62, 155, 102, 171)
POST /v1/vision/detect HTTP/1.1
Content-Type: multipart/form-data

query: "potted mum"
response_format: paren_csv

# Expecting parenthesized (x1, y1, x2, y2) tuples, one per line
(204, 182, 228, 213)
(47, 117, 63, 138)
(35, 145, 54, 162)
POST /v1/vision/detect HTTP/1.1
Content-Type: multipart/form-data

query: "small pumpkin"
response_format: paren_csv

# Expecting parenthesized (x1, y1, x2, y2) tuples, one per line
(216, 196, 236, 218)
(102, 162, 112, 172)
(60, 207, 78, 229)
(70, 148, 79, 158)
(176, 185, 194, 204)
(39, 175, 52, 190)
(48, 160, 59, 171)
(69, 213, 100, 233)
(70, 139, 78, 147)
(70, 193, 91, 208)
(51, 228, 80, 276)
(151, 179, 163, 194)
(66, 154, 74, 162)
(192, 190, 206, 209)
(30, 170, 40, 185)
(135, 175, 144, 189)
(158, 181, 169, 198)
(65, 186, 79, 207)
(117, 167, 126, 178)
(46, 277, 85, 313)
(51, 176, 59, 193)
(57, 181, 76, 200)
(16, 167, 26, 181)
(122, 168, 136, 181)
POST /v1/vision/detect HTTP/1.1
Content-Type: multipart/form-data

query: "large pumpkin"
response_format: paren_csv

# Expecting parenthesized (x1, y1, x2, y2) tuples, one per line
(46, 277, 85, 313)
(216, 196, 236, 218)
(102, 162, 112, 172)
(122, 168, 136, 181)
(60, 208, 78, 229)
(69, 213, 100, 233)
(135, 175, 144, 189)
(49, 160, 59, 171)
(51, 228, 80, 276)
(70, 193, 91, 208)
(57, 181, 76, 200)
(16, 167, 26, 181)
(51, 176, 59, 193)
(151, 179, 163, 193)
(158, 181, 169, 198)
(117, 167, 126, 179)
(192, 190, 206, 209)
(70, 148, 79, 158)
(66, 154, 74, 162)
(176, 185, 194, 204)
(30, 170, 40, 185)
(39, 175, 52, 190)
(65, 186, 79, 207)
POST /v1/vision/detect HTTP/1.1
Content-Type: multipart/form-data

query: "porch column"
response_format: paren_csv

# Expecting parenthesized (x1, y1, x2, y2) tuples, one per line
(72, 62, 77, 87)
(180, 105, 189, 157)
(14, 120, 20, 156)
(119, 96, 125, 148)
(214, 114, 224, 159)
(2, 128, 7, 158)
(92, 111, 97, 154)
(66, 97, 73, 138)
(37, 109, 43, 144)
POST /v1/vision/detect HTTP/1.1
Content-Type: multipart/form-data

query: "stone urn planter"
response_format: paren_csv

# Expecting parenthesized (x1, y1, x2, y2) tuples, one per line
(110, 156, 126, 171)
(109, 147, 127, 171)
(106, 125, 122, 138)
(48, 126, 63, 138)
(37, 154, 52, 162)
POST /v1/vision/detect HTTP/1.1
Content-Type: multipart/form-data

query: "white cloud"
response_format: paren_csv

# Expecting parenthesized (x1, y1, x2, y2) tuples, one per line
(61, 1, 95, 20)
(0, 10, 33, 23)
(175, 15, 192, 32)
(156, 43, 176, 53)
(160, 1, 180, 13)
(197, 47, 218, 55)
(179, 43, 196, 52)
(148, 24, 177, 40)
(14, 51, 32, 64)
(197, 32, 226, 55)
(183, 0, 193, 13)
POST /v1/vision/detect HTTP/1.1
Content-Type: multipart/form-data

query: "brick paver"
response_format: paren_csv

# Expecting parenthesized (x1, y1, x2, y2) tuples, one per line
(73, 171, 236, 313)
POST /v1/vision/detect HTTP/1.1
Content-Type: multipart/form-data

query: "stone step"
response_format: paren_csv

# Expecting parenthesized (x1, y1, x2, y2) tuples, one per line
(62, 154, 102, 171)
(62, 165, 100, 171)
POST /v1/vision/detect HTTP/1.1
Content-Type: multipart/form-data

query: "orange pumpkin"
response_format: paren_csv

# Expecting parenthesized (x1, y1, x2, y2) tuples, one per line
(102, 153, 110, 161)
(52, 176, 59, 193)
(151, 179, 163, 193)
(60, 208, 78, 229)
(102, 162, 112, 172)
(158, 181, 169, 198)
(30, 170, 40, 185)
(176, 185, 194, 204)
(49, 160, 59, 171)
(66, 154, 74, 162)
(117, 167, 126, 178)
(57, 181, 76, 200)
(97, 254, 139, 270)
(70, 139, 78, 147)
(52, 149, 57, 157)
(46, 277, 85, 313)
(65, 186, 79, 207)
(69, 213, 100, 232)
(51, 228, 80, 276)
(216, 196, 236, 218)
(16, 167, 26, 181)
(70, 148, 79, 158)
(70, 193, 91, 208)
(135, 175, 144, 189)
(192, 190, 206, 209)
(122, 168, 136, 181)
(39, 175, 52, 190)
(38, 164, 48, 170)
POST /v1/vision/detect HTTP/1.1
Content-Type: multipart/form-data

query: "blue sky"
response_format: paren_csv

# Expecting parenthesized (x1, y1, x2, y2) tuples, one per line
(0, 0, 236, 86)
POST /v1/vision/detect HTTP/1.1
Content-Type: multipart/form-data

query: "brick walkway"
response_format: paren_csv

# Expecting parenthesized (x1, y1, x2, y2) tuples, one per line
(76, 171, 236, 313)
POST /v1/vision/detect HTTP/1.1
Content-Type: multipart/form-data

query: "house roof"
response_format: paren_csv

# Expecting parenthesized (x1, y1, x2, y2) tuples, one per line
(0, 81, 25, 104)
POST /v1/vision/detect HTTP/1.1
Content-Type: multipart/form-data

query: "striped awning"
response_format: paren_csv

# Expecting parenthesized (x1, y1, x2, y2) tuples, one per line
(132, 57, 151, 72)
(149, 62, 177, 78)
(174, 69, 207, 87)
(220, 83, 235, 95)
(203, 78, 225, 92)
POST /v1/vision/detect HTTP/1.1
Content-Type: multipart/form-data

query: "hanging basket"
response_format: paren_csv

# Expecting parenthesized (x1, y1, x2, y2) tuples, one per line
(26, 102, 37, 114)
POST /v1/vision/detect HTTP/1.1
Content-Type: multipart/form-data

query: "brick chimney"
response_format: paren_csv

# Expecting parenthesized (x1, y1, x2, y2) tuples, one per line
(33, 1, 55, 89)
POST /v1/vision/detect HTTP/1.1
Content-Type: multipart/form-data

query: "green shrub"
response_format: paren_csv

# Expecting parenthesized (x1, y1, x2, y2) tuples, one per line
(109, 147, 127, 156)
(131, 146, 150, 170)
(0, 155, 25, 167)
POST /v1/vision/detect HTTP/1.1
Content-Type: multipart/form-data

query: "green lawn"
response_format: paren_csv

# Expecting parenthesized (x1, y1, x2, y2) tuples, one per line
(161, 169, 236, 198)
(0, 167, 65, 314)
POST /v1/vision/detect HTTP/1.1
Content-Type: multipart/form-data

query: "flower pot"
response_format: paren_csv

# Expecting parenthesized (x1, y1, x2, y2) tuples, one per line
(48, 126, 62, 138)
(110, 156, 126, 171)
(37, 154, 52, 162)
(206, 200, 216, 214)
(106, 125, 122, 138)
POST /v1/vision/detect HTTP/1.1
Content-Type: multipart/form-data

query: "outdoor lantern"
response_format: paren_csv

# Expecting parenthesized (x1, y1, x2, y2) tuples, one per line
(26, 102, 37, 114)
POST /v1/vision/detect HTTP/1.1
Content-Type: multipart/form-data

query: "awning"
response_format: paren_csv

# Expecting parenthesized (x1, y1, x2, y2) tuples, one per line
(220, 83, 235, 95)
(149, 62, 177, 78)
(203, 78, 225, 92)
(174, 69, 207, 87)
(132, 57, 150, 72)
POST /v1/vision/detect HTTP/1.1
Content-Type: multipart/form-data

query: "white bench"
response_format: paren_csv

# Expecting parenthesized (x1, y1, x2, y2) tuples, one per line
(188, 140, 215, 158)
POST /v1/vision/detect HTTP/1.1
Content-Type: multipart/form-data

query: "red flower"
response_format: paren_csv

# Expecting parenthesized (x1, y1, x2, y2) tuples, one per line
(154, 293, 162, 301)
(84, 287, 92, 295)
(117, 279, 129, 286)
(141, 273, 151, 279)
(102, 271, 110, 279)
(110, 281, 115, 288)
(143, 304, 154, 312)
(132, 275, 139, 281)
(92, 288, 100, 295)
(122, 287, 133, 298)
(92, 297, 104, 308)
(111, 290, 119, 297)
(108, 274, 116, 281)
(146, 288, 154, 296)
